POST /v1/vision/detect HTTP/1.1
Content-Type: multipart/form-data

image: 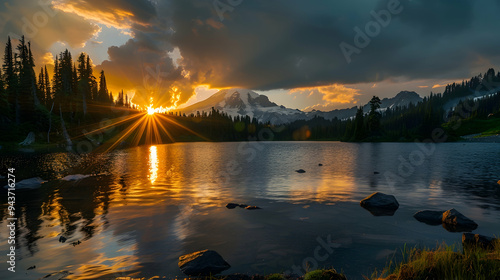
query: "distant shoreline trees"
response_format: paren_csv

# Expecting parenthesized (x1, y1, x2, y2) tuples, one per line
(0, 35, 499, 146)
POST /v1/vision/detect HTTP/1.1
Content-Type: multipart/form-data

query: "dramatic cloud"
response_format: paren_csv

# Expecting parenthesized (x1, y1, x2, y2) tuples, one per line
(0, 0, 100, 64)
(165, 0, 500, 92)
(2, 0, 500, 109)
(292, 84, 361, 111)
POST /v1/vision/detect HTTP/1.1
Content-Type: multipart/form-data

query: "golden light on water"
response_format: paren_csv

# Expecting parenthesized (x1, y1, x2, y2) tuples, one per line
(148, 146, 158, 184)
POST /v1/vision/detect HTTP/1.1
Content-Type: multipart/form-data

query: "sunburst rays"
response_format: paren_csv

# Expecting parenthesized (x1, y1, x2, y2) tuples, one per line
(73, 105, 210, 155)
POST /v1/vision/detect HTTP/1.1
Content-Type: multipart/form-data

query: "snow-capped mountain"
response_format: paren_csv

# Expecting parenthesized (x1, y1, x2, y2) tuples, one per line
(179, 89, 423, 125)
(180, 88, 306, 124)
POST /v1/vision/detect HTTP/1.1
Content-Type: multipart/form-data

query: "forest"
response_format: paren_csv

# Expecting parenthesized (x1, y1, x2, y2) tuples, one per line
(0, 36, 499, 152)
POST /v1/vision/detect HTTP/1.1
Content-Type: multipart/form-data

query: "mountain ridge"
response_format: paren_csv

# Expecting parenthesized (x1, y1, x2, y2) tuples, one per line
(179, 89, 423, 124)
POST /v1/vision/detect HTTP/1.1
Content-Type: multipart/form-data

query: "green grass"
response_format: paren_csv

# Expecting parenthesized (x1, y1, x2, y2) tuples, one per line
(443, 116, 500, 137)
(304, 269, 347, 280)
(266, 273, 286, 280)
(371, 241, 500, 280)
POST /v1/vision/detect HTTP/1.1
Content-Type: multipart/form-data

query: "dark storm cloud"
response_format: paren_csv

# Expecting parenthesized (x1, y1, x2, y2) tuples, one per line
(163, 0, 500, 90)
(9, 0, 498, 106)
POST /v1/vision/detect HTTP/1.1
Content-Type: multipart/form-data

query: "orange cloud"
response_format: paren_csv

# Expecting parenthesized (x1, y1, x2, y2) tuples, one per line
(52, 1, 134, 29)
(41, 52, 55, 66)
(291, 84, 361, 111)
(432, 84, 447, 88)
(418, 85, 429, 88)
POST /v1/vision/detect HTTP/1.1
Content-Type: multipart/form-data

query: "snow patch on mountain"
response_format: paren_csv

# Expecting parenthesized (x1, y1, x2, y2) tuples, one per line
(180, 89, 424, 125)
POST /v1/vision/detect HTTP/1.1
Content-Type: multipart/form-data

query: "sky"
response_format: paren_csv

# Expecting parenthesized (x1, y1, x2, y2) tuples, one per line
(1, 0, 500, 111)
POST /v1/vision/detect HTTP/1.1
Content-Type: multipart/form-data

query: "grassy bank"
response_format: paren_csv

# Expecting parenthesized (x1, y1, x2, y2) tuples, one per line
(443, 115, 500, 138)
(149, 241, 500, 280)
(372, 241, 500, 280)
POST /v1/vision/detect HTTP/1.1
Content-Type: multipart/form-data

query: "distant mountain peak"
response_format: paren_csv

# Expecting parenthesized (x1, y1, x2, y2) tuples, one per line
(180, 88, 423, 125)
(395, 91, 420, 98)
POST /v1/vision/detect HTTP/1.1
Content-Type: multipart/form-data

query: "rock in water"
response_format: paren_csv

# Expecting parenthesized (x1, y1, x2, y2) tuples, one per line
(245, 206, 261, 210)
(462, 233, 497, 250)
(360, 192, 399, 216)
(61, 174, 91, 181)
(295, 169, 306, 173)
(441, 208, 478, 232)
(3, 177, 47, 190)
(413, 210, 444, 225)
(226, 203, 239, 209)
(178, 250, 230, 276)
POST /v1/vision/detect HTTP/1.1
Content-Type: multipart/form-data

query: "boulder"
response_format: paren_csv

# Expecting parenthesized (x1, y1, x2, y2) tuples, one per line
(462, 233, 497, 250)
(178, 249, 230, 276)
(295, 169, 306, 173)
(413, 210, 444, 225)
(360, 192, 399, 216)
(3, 177, 47, 190)
(238, 204, 248, 208)
(442, 209, 478, 232)
(226, 203, 239, 209)
(245, 206, 261, 210)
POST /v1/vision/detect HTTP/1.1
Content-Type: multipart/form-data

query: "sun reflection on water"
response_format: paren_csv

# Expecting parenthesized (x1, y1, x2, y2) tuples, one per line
(148, 146, 158, 184)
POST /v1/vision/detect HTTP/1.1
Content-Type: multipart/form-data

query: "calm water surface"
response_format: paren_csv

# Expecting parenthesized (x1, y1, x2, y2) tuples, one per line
(1, 142, 499, 279)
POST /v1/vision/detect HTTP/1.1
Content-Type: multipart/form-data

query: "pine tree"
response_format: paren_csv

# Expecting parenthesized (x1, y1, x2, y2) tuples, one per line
(0, 67, 9, 122)
(16, 36, 37, 122)
(353, 106, 365, 141)
(3, 37, 16, 123)
(367, 96, 381, 135)
(44, 66, 51, 101)
(37, 67, 46, 105)
(98, 70, 109, 103)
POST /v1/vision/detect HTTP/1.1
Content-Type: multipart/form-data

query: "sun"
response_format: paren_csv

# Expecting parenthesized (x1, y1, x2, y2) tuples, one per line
(147, 106, 155, 115)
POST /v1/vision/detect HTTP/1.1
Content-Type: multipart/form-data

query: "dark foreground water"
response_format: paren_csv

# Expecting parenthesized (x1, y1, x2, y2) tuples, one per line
(0, 142, 499, 279)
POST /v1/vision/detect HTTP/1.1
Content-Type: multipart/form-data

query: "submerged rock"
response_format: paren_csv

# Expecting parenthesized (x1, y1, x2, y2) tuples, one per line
(3, 177, 47, 190)
(360, 192, 399, 216)
(442, 208, 478, 232)
(295, 169, 306, 173)
(178, 249, 230, 276)
(246, 206, 261, 210)
(226, 203, 239, 209)
(462, 233, 498, 250)
(61, 174, 91, 181)
(413, 210, 444, 225)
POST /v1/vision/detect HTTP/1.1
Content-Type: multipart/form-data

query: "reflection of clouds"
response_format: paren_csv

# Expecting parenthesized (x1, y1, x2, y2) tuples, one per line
(286, 177, 357, 204)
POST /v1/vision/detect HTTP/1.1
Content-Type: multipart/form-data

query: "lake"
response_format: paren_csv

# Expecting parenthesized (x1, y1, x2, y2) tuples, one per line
(1, 142, 500, 279)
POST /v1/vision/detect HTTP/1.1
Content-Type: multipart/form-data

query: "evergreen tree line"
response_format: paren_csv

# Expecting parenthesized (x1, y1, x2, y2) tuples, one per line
(163, 69, 500, 143)
(0, 36, 133, 144)
(0, 34, 498, 146)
